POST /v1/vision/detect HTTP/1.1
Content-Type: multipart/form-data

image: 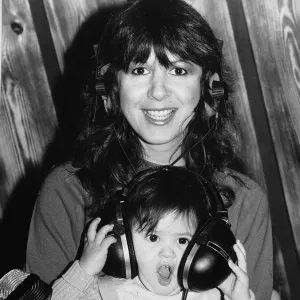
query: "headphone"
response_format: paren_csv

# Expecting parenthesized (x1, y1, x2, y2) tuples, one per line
(101, 166, 237, 292)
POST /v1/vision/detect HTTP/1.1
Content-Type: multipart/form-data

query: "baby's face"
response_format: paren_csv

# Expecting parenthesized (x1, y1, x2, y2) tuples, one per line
(132, 212, 196, 296)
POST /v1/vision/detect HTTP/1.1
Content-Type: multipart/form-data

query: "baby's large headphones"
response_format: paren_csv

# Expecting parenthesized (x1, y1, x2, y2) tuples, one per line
(101, 167, 236, 292)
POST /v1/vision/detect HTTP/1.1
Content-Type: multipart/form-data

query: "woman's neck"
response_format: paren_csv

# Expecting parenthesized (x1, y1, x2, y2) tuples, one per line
(141, 141, 185, 166)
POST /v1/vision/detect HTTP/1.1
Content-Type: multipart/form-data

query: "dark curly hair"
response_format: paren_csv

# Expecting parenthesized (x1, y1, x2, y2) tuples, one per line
(72, 0, 244, 217)
(123, 166, 222, 234)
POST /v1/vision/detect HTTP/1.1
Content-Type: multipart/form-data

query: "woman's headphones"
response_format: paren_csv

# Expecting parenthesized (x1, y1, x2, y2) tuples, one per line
(101, 167, 237, 292)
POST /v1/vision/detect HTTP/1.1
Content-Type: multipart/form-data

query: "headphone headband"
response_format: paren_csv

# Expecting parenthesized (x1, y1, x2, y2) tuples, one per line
(123, 165, 227, 218)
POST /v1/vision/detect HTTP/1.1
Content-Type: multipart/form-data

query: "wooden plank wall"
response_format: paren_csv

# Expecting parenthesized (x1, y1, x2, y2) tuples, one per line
(240, 0, 300, 298)
(242, 0, 300, 253)
(192, 0, 300, 298)
(1, 0, 60, 274)
(0, 0, 125, 275)
(1, 0, 300, 298)
(1, 0, 58, 210)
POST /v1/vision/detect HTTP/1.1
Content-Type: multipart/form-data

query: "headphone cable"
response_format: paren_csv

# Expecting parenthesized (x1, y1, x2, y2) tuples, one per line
(170, 120, 216, 167)
(181, 289, 189, 300)
(113, 125, 137, 175)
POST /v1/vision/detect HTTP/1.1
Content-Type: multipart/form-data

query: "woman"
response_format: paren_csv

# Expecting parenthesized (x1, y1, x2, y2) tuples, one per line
(25, 0, 272, 299)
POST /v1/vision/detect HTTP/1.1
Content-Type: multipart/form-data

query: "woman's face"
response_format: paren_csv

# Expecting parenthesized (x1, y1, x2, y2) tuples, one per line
(118, 49, 202, 152)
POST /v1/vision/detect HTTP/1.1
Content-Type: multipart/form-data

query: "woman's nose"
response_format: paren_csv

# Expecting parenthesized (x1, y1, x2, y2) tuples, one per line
(147, 71, 170, 101)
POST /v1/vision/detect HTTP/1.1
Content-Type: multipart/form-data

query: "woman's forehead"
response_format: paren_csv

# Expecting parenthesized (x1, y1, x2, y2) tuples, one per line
(131, 48, 185, 64)
(126, 46, 200, 69)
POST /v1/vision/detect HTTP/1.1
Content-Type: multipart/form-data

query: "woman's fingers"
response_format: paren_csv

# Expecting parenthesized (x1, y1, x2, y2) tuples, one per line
(86, 217, 101, 242)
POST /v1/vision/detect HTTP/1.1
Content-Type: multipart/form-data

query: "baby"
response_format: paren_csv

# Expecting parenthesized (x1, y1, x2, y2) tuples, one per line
(52, 167, 255, 300)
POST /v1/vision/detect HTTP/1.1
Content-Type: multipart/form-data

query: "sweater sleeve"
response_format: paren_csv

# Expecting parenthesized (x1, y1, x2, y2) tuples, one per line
(25, 165, 89, 285)
(52, 260, 102, 300)
(228, 175, 273, 300)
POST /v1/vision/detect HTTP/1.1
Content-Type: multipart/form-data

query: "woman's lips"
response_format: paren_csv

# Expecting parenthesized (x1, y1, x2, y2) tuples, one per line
(143, 109, 177, 126)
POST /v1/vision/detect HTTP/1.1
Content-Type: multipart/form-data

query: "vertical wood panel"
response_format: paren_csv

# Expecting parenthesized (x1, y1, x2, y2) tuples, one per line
(242, 0, 300, 265)
(42, 0, 127, 149)
(192, 0, 300, 298)
(1, 0, 58, 211)
(243, 1, 300, 299)
(0, 0, 3, 220)
(236, 0, 300, 298)
(191, 0, 266, 188)
(1, 0, 60, 273)
(44, 0, 126, 72)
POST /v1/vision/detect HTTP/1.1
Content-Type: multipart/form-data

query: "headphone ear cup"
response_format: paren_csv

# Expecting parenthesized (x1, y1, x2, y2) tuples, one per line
(102, 224, 127, 278)
(178, 218, 236, 292)
(102, 216, 138, 279)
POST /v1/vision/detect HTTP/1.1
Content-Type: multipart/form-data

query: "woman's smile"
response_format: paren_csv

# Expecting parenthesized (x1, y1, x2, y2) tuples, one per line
(143, 109, 177, 125)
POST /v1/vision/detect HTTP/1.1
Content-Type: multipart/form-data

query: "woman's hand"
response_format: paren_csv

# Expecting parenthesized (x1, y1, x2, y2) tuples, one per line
(79, 218, 116, 276)
(218, 240, 254, 300)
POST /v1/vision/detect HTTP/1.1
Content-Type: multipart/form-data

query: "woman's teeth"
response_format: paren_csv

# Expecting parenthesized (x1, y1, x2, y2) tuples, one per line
(144, 109, 174, 121)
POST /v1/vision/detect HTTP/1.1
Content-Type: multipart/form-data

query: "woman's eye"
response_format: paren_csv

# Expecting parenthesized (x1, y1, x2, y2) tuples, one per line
(147, 234, 159, 242)
(178, 238, 190, 245)
(170, 68, 187, 76)
(132, 67, 149, 75)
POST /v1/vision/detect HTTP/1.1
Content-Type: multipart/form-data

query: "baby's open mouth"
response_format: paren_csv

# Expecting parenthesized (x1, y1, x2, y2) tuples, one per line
(157, 265, 173, 286)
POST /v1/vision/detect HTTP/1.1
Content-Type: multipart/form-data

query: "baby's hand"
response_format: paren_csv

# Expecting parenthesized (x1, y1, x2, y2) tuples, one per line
(218, 240, 254, 300)
(79, 218, 116, 276)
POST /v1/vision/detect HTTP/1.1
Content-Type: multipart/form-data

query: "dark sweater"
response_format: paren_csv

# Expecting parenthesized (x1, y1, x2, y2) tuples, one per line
(25, 163, 273, 300)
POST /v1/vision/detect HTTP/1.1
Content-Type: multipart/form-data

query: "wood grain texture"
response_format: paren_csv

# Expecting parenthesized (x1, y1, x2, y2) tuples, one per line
(1, 0, 58, 210)
(0, 0, 3, 220)
(193, 1, 298, 298)
(241, 0, 300, 298)
(40, 0, 127, 155)
(242, 0, 300, 255)
(190, 0, 266, 188)
(43, 0, 126, 72)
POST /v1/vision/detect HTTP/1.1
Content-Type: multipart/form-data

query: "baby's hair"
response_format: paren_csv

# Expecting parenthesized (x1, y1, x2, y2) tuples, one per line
(123, 166, 217, 234)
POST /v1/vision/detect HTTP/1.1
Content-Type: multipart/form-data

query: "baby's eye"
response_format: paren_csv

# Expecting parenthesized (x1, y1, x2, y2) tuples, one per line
(178, 237, 190, 245)
(170, 67, 187, 76)
(147, 234, 159, 242)
(132, 67, 150, 75)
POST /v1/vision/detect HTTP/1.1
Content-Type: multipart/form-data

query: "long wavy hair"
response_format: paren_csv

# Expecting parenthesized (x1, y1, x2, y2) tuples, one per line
(72, 0, 244, 217)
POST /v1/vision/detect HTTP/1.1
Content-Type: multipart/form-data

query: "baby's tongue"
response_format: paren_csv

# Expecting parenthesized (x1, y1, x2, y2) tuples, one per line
(157, 266, 172, 286)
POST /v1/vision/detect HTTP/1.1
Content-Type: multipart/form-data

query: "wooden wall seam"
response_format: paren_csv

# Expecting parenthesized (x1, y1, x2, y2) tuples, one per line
(226, 0, 300, 298)
(28, 0, 61, 107)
